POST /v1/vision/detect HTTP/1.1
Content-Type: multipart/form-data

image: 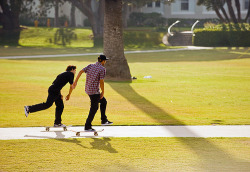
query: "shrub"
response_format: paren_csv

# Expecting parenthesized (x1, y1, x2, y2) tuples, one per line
(128, 12, 167, 27)
(167, 18, 220, 27)
(193, 23, 250, 47)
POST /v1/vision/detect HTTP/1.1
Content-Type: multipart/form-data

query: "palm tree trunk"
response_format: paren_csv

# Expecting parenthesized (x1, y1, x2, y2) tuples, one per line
(226, 0, 238, 23)
(103, 0, 131, 81)
(235, 0, 241, 22)
(218, 1, 230, 23)
(244, 0, 250, 22)
(214, 5, 225, 23)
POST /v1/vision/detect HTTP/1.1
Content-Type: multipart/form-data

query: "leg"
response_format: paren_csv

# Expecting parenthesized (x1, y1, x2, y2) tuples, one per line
(28, 92, 56, 113)
(100, 97, 108, 122)
(54, 94, 64, 124)
(85, 94, 100, 129)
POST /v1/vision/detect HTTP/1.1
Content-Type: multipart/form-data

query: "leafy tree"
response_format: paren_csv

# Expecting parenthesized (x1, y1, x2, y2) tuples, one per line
(197, 0, 249, 23)
(0, 0, 35, 45)
(39, 0, 66, 27)
(66, 0, 104, 46)
(0, 0, 23, 30)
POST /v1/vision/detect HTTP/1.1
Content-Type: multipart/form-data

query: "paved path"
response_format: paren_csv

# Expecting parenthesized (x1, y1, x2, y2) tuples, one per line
(0, 125, 249, 140)
(0, 46, 213, 59)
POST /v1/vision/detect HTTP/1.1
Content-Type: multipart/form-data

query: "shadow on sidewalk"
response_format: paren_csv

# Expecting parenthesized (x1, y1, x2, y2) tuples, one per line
(108, 81, 250, 171)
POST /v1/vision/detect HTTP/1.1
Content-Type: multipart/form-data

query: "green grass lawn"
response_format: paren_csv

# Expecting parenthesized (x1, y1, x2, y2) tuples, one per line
(0, 26, 175, 57)
(1, 26, 169, 50)
(0, 48, 249, 127)
(0, 47, 250, 171)
(0, 138, 250, 171)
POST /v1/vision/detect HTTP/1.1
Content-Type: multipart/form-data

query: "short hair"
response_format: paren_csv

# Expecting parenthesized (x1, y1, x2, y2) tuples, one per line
(66, 65, 76, 72)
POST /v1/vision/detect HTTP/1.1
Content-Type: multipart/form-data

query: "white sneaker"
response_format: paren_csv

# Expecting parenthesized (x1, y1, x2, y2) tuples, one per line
(54, 124, 66, 127)
(24, 106, 29, 117)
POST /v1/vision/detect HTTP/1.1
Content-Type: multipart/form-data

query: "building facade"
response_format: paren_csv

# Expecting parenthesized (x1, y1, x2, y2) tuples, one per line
(33, 0, 249, 27)
(135, 0, 249, 20)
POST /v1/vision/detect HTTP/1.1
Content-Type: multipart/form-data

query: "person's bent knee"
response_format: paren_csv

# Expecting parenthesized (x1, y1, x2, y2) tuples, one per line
(44, 102, 53, 108)
(100, 97, 107, 104)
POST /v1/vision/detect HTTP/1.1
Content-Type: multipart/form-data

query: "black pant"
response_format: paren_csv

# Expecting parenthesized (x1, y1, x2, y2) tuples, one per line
(85, 94, 107, 129)
(29, 87, 64, 124)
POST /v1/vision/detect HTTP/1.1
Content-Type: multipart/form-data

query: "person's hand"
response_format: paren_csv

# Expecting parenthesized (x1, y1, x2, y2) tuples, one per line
(65, 94, 70, 101)
(100, 92, 104, 99)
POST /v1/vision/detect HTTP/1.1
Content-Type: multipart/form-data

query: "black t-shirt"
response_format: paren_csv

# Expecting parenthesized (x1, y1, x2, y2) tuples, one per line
(50, 71, 74, 92)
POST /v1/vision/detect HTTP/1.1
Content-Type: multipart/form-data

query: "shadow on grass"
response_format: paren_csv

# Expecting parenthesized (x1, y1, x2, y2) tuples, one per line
(90, 138, 118, 153)
(25, 132, 118, 153)
(108, 81, 250, 170)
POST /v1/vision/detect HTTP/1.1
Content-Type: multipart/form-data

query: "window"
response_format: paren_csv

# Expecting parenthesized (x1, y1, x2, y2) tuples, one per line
(245, 0, 249, 10)
(181, 0, 189, 11)
(147, 2, 153, 8)
(155, 0, 161, 7)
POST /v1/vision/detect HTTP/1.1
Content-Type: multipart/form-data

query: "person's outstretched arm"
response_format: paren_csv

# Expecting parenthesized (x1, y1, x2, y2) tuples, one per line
(73, 70, 84, 89)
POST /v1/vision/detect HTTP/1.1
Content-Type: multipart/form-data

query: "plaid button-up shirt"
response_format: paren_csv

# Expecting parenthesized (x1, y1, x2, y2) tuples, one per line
(83, 62, 106, 95)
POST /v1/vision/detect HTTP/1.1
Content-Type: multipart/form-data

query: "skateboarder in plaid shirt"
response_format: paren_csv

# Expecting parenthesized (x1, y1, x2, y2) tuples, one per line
(73, 55, 113, 131)
(24, 65, 76, 127)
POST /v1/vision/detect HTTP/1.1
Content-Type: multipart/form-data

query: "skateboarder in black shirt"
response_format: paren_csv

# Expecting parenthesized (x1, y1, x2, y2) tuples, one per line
(24, 65, 76, 127)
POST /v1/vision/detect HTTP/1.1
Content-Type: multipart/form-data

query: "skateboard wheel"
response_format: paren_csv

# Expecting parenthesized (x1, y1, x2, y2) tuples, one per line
(46, 127, 49, 131)
(94, 132, 98, 136)
(76, 132, 80, 136)
(63, 127, 67, 131)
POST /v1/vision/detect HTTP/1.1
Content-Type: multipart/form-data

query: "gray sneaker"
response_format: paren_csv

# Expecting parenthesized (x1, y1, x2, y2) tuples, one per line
(24, 106, 29, 117)
(85, 128, 96, 132)
(54, 124, 66, 127)
(101, 120, 113, 126)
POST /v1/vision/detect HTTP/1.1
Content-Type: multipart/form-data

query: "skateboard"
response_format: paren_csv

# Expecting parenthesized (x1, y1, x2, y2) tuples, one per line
(45, 125, 72, 131)
(73, 129, 104, 136)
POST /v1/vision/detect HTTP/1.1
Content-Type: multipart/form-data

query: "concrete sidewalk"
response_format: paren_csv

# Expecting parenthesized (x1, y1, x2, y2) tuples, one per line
(0, 125, 249, 140)
(0, 46, 213, 59)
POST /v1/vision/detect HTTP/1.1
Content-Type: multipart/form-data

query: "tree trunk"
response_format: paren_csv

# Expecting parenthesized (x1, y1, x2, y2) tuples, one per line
(103, 0, 131, 81)
(69, 0, 104, 46)
(54, 0, 59, 27)
(244, 0, 250, 22)
(122, 2, 128, 28)
(235, 0, 241, 22)
(218, 1, 230, 23)
(226, 0, 238, 23)
(0, 0, 21, 46)
(0, 0, 21, 30)
(70, 3, 76, 27)
(213, 4, 225, 23)
(93, 0, 104, 47)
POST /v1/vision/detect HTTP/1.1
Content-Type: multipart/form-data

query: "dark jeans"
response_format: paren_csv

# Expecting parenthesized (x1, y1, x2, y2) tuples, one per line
(28, 87, 64, 124)
(85, 94, 107, 129)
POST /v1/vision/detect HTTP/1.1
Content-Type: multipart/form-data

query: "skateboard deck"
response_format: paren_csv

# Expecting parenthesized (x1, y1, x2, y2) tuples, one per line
(72, 129, 104, 136)
(45, 125, 72, 131)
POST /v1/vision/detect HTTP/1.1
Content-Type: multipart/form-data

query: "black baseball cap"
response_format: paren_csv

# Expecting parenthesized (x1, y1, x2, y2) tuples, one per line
(98, 55, 109, 61)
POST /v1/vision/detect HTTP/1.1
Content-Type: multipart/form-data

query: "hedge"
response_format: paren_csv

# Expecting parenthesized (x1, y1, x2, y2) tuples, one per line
(193, 23, 250, 47)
